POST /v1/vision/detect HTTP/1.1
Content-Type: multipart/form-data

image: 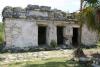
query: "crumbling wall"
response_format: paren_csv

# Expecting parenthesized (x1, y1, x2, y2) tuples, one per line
(2, 5, 67, 21)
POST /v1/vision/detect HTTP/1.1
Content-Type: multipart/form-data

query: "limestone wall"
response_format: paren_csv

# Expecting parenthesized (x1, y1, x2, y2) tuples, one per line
(81, 25, 99, 46)
(4, 18, 38, 49)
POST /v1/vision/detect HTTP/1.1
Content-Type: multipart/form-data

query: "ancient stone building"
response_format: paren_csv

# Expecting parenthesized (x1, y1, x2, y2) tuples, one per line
(2, 5, 99, 49)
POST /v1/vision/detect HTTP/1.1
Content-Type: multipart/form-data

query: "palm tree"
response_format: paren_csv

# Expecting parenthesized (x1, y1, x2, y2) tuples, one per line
(74, 0, 100, 57)
(79, 0, 100, 46)
(78, 0, 83, 48)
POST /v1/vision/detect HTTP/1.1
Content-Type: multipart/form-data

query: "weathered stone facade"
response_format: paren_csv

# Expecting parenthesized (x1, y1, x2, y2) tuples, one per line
(2, 5, 99, 49)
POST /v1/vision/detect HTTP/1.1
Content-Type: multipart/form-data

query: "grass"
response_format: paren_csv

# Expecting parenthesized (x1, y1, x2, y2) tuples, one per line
(0, 58, 91, 67)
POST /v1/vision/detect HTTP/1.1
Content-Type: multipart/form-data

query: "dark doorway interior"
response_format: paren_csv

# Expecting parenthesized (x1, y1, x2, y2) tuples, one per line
(38, 26, 46, 45)
(57, 26, 64, 45)
(72, 28, 79, 47)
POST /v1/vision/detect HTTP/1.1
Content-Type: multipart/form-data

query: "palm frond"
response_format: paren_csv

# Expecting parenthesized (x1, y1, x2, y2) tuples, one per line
(84, 0, 99, 4)
(82, 6, 100, 32)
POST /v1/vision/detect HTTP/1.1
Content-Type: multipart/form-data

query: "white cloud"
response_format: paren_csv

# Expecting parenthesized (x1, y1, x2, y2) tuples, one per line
(0, 0, 80, 22)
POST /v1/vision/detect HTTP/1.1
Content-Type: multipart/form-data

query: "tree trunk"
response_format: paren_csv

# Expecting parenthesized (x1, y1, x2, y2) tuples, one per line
(78, 0, 83, 47)
(74, 0, 84, 58)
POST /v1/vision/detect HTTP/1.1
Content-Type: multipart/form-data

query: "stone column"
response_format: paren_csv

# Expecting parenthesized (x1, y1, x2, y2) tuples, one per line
(63, 25, 73, 47)
(32, 20, 38, 47)
(46, 21, 57, 46)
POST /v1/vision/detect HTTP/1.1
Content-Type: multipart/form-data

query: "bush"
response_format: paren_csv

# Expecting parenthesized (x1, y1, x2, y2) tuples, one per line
(96, 41, 100, 48)
(0, 23, 4, 45)
(0, 32, 4, 45)
(50, 40, 57, 48)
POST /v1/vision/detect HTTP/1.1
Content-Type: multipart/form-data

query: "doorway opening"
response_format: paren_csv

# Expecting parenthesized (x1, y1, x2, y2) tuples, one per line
(72, 28, 79, 47)
(57, 26, 64, 45)
(38, 26, 46, 45)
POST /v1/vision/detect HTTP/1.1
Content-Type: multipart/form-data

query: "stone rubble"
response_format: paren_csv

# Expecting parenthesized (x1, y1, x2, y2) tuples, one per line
(2, 5, 68, 21)
(0, 50, 73, 64)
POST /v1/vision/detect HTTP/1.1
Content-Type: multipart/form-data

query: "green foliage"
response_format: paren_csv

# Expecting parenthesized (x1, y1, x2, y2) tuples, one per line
(0, 23, 3, 32)
(50, 40, 57, 48)
(84, 6, 100, 32)
(83, 7, 97, 31)
(0, 33, 4, 44)
(84, 0, 100, 6)
(76, 12, 84, 25)
(78, 0, 100, 32)
(96, 41, 100, 48)
(0, 22, 4, 45)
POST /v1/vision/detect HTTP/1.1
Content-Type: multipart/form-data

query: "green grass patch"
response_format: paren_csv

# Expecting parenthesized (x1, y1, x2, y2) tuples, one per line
(0, 58, 91, 67)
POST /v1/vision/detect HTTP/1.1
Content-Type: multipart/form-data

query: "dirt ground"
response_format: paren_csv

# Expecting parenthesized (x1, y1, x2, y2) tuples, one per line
(0, 48, 100, 64)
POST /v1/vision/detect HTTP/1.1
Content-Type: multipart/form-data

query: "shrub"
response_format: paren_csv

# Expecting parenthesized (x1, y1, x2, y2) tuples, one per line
(0, 23, 4, 45)
(96, 41, 100, 48)
(0, 32, 4, 45)
(50, 40, 57, 48)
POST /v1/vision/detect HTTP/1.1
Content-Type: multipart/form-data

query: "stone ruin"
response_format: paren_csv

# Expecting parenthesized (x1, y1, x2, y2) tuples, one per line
(2, 5, 70, 21)
(2, 5, 99, 50)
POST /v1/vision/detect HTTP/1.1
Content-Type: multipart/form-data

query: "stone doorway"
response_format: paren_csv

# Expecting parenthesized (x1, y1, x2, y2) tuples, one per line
(57, 26, 64, 45)
(72, 28, 79, 47)
(38, 26, 46, 45)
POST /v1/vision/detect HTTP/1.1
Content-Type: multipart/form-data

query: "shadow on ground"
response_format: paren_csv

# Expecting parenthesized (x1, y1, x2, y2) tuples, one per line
(23, 60, 89, 67)
(0, 59, 92, 67)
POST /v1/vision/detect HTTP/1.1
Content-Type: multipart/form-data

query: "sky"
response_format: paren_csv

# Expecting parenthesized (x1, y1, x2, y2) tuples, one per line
(0, 0, 80, 22)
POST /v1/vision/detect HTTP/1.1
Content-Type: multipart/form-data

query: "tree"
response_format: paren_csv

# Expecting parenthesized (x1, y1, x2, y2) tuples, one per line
(79, 0, 100, 46)
(74, 0, 100, 57)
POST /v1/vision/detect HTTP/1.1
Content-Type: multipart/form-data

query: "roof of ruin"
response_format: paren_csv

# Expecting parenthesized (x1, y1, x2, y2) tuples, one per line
(2, 5, 75, 21)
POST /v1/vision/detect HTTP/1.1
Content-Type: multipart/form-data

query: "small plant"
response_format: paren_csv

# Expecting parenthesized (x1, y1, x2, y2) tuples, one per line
(0, 33, 4, 45)
(50, 40, 57, 48)
(96, 41, 100, 48)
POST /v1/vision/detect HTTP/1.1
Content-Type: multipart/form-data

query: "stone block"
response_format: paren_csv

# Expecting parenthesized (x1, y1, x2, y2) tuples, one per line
(40, 6, 51, 11)
(2, 6, 13, 18)
(26, 5, 39, 10)
(13, 7, 26, 18)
